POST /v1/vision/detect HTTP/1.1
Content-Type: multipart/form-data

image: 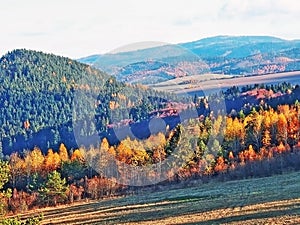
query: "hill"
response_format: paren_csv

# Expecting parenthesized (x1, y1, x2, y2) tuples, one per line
(14, 170, 300, 224)
(78, 35, 300, 84)
(0, 49, 181, 155)
(116, 60, 186, 84)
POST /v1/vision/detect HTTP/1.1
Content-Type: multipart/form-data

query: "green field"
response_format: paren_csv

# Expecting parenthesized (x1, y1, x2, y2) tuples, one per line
(12, 171, 300, 224)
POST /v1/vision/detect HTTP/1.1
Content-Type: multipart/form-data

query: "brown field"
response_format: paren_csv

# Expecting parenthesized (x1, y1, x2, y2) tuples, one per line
(13, 170, 300, 224)
(150, 71, 300, 94)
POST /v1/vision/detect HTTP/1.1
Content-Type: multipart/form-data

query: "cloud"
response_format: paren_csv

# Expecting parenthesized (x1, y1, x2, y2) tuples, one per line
(0, 0, 299, 58)
(18, 32, 48, 37)
(219, 0, 300, 20)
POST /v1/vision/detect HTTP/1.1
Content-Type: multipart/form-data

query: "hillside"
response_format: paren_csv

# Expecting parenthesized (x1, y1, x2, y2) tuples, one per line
(15, 171, 300, 224)
(78, 35, 300, 84)
(0, 49, 181, 155)
(116, 61, 183, 84)
(0, 49, 106, 154)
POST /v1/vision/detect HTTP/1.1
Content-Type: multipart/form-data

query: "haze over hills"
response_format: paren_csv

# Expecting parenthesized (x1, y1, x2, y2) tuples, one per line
(78, 35, 300, 84)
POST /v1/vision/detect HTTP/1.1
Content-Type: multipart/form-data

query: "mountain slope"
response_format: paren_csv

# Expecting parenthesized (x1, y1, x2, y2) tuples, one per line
(78, 35, 300, 83)
(180, 35, 289, 58)
(0, 49, 181, 155)
(0, 49, 107, 154)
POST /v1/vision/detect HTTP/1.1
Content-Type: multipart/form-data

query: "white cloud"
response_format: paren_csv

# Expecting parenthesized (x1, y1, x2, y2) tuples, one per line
(0, 0, 299, 58)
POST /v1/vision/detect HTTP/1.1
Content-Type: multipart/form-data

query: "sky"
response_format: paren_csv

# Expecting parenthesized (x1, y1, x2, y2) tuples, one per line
(1, 0, 300, 59)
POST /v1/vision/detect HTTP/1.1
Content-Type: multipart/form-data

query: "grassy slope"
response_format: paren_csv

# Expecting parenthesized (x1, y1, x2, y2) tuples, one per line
(12, 171, 300, 224)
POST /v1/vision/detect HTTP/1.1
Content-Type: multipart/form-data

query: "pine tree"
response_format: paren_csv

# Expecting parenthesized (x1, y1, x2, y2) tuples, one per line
(39, 170, 68, 206)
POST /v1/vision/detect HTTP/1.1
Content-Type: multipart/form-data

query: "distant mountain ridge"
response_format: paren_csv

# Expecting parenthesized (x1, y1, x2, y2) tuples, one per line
(78, 35, 300, 84)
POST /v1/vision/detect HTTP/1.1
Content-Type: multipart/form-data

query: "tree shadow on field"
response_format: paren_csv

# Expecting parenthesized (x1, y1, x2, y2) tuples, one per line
(177, 204, 300, 225)
(97, 198, 300, 224)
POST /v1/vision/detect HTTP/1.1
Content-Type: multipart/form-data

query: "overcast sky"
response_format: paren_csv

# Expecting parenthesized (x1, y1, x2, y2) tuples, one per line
(1, 0, 299, 58)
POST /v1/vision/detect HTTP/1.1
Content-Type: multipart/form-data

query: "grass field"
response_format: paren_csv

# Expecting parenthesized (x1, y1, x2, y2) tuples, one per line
(13, 171, 300, 224)
(149, 73, 233, 93)
(151, 71, 300, 95)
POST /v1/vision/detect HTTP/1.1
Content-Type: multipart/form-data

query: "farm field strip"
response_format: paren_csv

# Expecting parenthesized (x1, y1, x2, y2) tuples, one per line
(152, 71, 300, 94)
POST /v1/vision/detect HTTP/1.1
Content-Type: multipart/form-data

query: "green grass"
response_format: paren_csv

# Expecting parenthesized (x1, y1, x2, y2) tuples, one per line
(10, 171, 300, 224)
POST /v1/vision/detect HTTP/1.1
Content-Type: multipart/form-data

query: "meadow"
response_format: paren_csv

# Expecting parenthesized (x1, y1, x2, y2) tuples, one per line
(151, 71, 300, 96)
(14, 170, 300, 224)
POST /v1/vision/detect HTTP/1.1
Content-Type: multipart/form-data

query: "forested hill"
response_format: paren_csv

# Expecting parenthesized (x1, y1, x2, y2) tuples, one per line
(0, 49, 180, 155)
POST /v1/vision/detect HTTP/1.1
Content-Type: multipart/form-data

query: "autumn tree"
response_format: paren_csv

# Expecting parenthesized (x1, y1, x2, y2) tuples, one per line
(9, 153, 25, 188)
(285, 106, 299, 146)
(129, 139, 149, 166)
(115, 142, 131, 166)
(100, 138, 110, 152)
(98, 139, 118, 179)
(244, 144, 257, 161)
(225, 117, 245, 154)
(277, 113, 288, 144)
(262, 130, 271, 148)
(71, 149, 84, 162)
(24, 148, 44, 188)
(269, 108, 279, 143)
(44, 149, 61, 172)
(211, 114, 225, 140)
(0, 160, 11, 216)
(143, 133, 166, 169)
(58, 143, 69, 162)
(69, 184, 84, 202)
(276, 142, 286, 154)
(245, 112, 263, 150)
(84, 146, 99, 178)
(116, 138, 148, 184)
(25, 147, 44, 174)
(214, 156, 228, 173)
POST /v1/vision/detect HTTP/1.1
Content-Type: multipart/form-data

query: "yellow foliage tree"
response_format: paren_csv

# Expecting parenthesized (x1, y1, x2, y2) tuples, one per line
(44, 149, 61, 172)
(71, 149, 85, 162)
(24, 147, 44, 174)
(59, 143, 69, 162)
(9, 153, 25, 188)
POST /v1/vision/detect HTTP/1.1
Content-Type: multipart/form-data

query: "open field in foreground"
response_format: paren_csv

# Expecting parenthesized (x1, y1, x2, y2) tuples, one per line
(13, 171, 300, 224)
(151, 71, 300, 95)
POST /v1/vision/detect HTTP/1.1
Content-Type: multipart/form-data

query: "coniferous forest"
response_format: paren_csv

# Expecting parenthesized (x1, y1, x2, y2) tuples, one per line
(0, 49, 183, 155)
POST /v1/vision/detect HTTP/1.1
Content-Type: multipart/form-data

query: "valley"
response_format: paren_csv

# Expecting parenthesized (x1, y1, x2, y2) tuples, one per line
(151, 71, 300, 95)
